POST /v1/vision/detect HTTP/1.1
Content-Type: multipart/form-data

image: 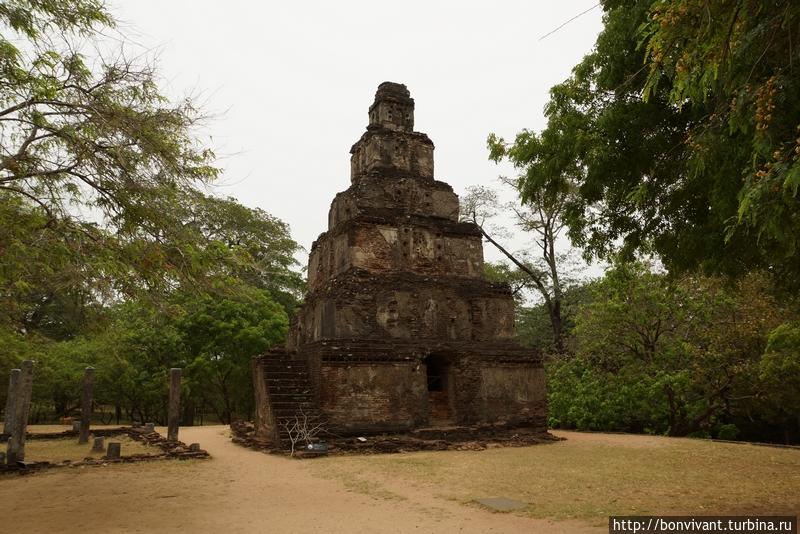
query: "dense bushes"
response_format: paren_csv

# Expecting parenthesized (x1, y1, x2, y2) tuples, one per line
(0, 283, 292, 425)
(542, 264, 800, 443)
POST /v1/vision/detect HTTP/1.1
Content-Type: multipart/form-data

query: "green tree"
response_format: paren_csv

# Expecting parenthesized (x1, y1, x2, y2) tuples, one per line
(497, 0, 800, 283)
(462, 177, 582, 353)
(178, 286, 288, 423)
(515, 283, 593, 351)
(0, 194, 111, 333)
(0, 0, 220, 305)
(759, 322, 800, 442)
(0, 1, 303, 426)
(177, 192, 304, 313)
(100, 283, 289, 425)
(553, 263, 795, 438)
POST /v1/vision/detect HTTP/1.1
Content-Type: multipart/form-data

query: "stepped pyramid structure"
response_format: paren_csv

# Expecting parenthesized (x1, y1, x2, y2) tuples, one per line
(252, 82, 546, 445)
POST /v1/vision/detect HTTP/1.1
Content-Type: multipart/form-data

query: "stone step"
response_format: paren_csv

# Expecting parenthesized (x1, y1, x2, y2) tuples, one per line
(275, 417, 323, 423)
(275, 421, 323, 430)
(271, 404, 317, 410)
(273, 409, 321, 416)
(264, 378, 311, 385)
(272, 404, 320, 412)
(258, 354, 325, 451)
(263, 374, 310, 381)
(265, 385, 310, 390)
(274, 412, 323, 420)
(269, 392, 314, 398)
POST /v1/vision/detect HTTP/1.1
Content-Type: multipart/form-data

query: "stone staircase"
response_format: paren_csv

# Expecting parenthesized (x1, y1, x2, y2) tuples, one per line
(259, 353, 324, 450)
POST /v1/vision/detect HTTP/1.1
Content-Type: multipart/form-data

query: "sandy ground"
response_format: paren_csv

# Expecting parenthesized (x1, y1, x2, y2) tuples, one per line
(1, 425, 600, 534)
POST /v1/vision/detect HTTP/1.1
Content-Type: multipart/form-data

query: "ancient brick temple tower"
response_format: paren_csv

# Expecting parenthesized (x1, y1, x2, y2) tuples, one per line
(252, 82, 546, 445)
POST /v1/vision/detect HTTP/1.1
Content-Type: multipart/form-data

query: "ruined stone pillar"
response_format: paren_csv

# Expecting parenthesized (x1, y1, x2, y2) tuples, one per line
(106, 442, 121, 459)
(6, 360, 33, 464)
(3, 368, 21, 435)
(167, 368, 181, 441)
(78, 367, 94, 444)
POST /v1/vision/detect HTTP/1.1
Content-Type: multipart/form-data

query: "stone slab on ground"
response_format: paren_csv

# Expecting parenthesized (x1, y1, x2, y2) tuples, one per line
(474, 497, 528, 512)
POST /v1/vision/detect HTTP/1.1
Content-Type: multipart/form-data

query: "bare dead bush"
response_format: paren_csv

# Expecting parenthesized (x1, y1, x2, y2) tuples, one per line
(282, 407, 325, 457)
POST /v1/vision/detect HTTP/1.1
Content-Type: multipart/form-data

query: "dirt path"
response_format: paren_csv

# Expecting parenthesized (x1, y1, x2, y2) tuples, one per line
(1, 426, 600, 533)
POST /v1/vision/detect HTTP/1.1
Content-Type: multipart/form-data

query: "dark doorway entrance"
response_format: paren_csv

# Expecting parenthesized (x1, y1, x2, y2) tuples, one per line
(424, 354, 453, 425)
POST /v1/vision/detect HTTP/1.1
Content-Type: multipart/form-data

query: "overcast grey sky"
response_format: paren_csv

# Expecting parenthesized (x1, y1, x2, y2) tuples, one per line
(111, 1, 604, 267)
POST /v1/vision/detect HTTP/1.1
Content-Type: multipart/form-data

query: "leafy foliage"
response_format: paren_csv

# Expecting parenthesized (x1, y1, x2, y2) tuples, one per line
(758, 321, 800, 440)
(515, 283, 593, 352)
(495, 0, 800, 283)
(0, 1, 302, 425)
(0, 0, 224, 300)
(547, 263, 800, 442)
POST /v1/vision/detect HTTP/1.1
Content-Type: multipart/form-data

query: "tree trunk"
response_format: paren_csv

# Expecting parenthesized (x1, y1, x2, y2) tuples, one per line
(475, 221, 567, 355)
(549, 299, 565, 354)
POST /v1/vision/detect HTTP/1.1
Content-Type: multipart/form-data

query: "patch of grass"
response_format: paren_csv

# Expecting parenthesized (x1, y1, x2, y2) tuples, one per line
(311, 432, 800, 521)
(309, 462, 407, 502)
(341, 476, 408, 501)
(23, 435, 157, 463)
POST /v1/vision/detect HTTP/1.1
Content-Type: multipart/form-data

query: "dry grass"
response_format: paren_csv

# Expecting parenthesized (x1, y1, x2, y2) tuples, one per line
(23, 435, 157, 463)
(309, 430, 800, 522)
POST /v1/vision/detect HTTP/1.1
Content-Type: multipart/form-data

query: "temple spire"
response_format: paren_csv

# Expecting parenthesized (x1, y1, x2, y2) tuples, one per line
(368, 82, 414, 132)
(350, 82, 433, 181)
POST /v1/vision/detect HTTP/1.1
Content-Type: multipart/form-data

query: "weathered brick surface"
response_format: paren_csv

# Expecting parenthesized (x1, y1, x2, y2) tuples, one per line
(328, 174, 459, 228)
(253, 82, 547, 447)
(350, 130, 434, 180)
(308, 220, 482, 288)
(253, 350, 322, 448)
(293, 272, 517, 344)
(319, 362, 427, 435)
